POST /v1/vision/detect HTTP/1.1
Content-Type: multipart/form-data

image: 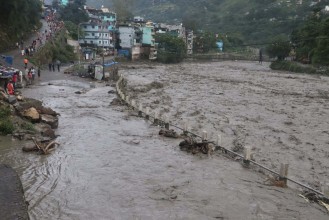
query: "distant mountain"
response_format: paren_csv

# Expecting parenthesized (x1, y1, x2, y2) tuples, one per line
(86, 0, 328, 44)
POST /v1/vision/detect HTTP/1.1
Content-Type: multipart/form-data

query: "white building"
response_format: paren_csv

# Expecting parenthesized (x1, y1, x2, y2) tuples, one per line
(79, 22, 114, 48)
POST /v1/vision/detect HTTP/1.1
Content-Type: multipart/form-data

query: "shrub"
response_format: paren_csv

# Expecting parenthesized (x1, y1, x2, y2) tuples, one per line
(0, 106, 11, 119)
(270, 61, 317, 74)
(21, 121, 35, 132)
(0, 119, 14, 135)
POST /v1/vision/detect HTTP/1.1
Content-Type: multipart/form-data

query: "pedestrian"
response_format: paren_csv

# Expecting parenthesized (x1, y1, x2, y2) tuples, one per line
(21, 49, 25, 56)
(48, 63, 52, 71)
(12, 72, 18, 89)
(19, 70, 23, 85)
(56, 60, 61, 72)
(4, 79, 8, 92)
(259, 49, 263, 64)
(31, 66, 35, 81)
(52, 62, 55, 71)
(27, 70, 32, 85)
(7, 80, 14, 95)
(37, 67, 41, 78)
(24, 58, 28, 68)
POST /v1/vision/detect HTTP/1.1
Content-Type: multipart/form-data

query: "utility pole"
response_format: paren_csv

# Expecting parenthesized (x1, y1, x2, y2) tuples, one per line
(77, 23, 83, 68)
(102, 23, 105, 80)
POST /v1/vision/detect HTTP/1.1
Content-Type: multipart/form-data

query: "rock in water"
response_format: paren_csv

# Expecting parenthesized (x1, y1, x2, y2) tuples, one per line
(40, 114, 59, 129)
(23, 107, 40, 122)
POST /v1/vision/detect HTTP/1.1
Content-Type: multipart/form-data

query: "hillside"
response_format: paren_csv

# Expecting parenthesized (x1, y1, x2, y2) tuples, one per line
(87, 0, 328, 44)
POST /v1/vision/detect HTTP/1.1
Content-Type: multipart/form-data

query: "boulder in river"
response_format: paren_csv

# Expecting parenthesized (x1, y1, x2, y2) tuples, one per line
(40, 114, 58, 129)
(34, 123, 56, 138)
(23, 107, 40, 122)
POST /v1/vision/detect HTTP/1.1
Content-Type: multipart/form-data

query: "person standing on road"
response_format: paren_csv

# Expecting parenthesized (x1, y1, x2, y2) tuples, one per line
(259, 49, 263, 64)
(56, 60, 61, 72)
(19, 70, 23, 85)
(24, 58, 28, 68)
(6, 80, 14, 95)
(52, 62, 55, 71)
(31, 67, 35, 81)
(48, 63, 52, 71)
(27, 69, 32, 85)
(37, 66, 41, 78)
(12, 72, 18, 89)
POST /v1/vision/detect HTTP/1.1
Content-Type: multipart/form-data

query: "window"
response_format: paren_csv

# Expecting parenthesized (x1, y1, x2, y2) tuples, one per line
(99, 41, 101, 44)
(105, 34, 108, 37)
(84, 26, 87, 29)
(92, 25, 95, 29)
(92, 33, 95, 36)
(91, 41, 93, 44)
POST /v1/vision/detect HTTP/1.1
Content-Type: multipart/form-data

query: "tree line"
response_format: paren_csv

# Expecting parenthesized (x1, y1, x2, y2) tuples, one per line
(0, 0, 42, 50)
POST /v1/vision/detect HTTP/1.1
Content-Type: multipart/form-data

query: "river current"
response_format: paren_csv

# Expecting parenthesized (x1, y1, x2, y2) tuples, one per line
(0, 69, 328, 219)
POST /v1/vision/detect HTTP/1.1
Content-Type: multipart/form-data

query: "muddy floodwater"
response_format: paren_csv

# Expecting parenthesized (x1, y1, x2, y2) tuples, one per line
(0, 61, 328, 219)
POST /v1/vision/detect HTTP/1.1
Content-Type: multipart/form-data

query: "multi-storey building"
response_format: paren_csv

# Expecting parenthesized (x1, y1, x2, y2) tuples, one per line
(79, 7, 117, 49)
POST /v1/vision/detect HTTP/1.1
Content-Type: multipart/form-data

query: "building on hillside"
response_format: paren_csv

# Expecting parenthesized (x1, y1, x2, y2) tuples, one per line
(60, 0, 69, 5)
(155, 23, 186, 40)
(134, 16, 145, 23)
(141, 22, 157, 60)
(79, 22, 114, 48)
(78, 6, 117, 58)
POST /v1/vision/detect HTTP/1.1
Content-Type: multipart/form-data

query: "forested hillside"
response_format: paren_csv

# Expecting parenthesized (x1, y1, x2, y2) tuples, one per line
(87, 0, 328, 44)
(0, 0, 42, 51)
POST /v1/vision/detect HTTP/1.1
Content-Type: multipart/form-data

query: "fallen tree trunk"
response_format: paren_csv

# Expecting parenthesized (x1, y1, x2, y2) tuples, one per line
(22, 138, 59, 154)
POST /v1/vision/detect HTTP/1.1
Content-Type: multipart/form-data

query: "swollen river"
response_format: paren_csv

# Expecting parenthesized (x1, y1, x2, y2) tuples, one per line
(0, 71, 328, 219)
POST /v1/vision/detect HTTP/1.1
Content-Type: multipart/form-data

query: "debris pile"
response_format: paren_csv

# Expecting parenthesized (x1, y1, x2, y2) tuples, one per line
(22, 137, 59, 154)
(179, 136, 215, 155)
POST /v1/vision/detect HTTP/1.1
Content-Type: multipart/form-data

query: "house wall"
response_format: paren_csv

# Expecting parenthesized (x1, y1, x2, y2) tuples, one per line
(142, 26, 154, 46)
(80, 23, 114, 48)
(119, 27, 135, 49)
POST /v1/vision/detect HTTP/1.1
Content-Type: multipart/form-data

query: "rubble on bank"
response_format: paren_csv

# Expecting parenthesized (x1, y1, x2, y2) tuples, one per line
(0, 89, 59, 141)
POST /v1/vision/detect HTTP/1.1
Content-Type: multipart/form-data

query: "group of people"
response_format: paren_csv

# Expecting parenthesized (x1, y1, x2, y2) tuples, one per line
(24, 66, 41, 85)
(4, 71, 20, 95)
(48, 60, 61, 72)
(6, 7, 64, 95)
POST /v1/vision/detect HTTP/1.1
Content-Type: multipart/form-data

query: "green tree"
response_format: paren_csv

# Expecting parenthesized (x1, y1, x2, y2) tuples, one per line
(0, 0, 41, 39)
(291, 12, 329, 65)
(193, 31, 217, 53)
(155, 34, 186, 63)
(64, 21, 84, 40)
(266, 36, 291, 61)
(113, 0, 134, 21)
(59, 0, 89, 24)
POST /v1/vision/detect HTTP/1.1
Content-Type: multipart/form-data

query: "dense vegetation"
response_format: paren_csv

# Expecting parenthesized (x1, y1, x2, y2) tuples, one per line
(87, 0, 328, 44)
(0, 0, 42, 51)
(155, 34, 186, 63)
(55, 0, 89, 24)
(0, 106, 14, 135)
(291, 10, 329, 65)
(30, 30, 76, 66)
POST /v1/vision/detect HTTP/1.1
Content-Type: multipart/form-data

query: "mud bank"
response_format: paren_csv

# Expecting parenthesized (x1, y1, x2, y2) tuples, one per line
(122, 61, 329, 190)
(0, 164, 29, 220)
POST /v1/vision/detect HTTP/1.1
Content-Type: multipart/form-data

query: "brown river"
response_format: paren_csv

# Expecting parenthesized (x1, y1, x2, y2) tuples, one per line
(0, 61, 328, 219)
